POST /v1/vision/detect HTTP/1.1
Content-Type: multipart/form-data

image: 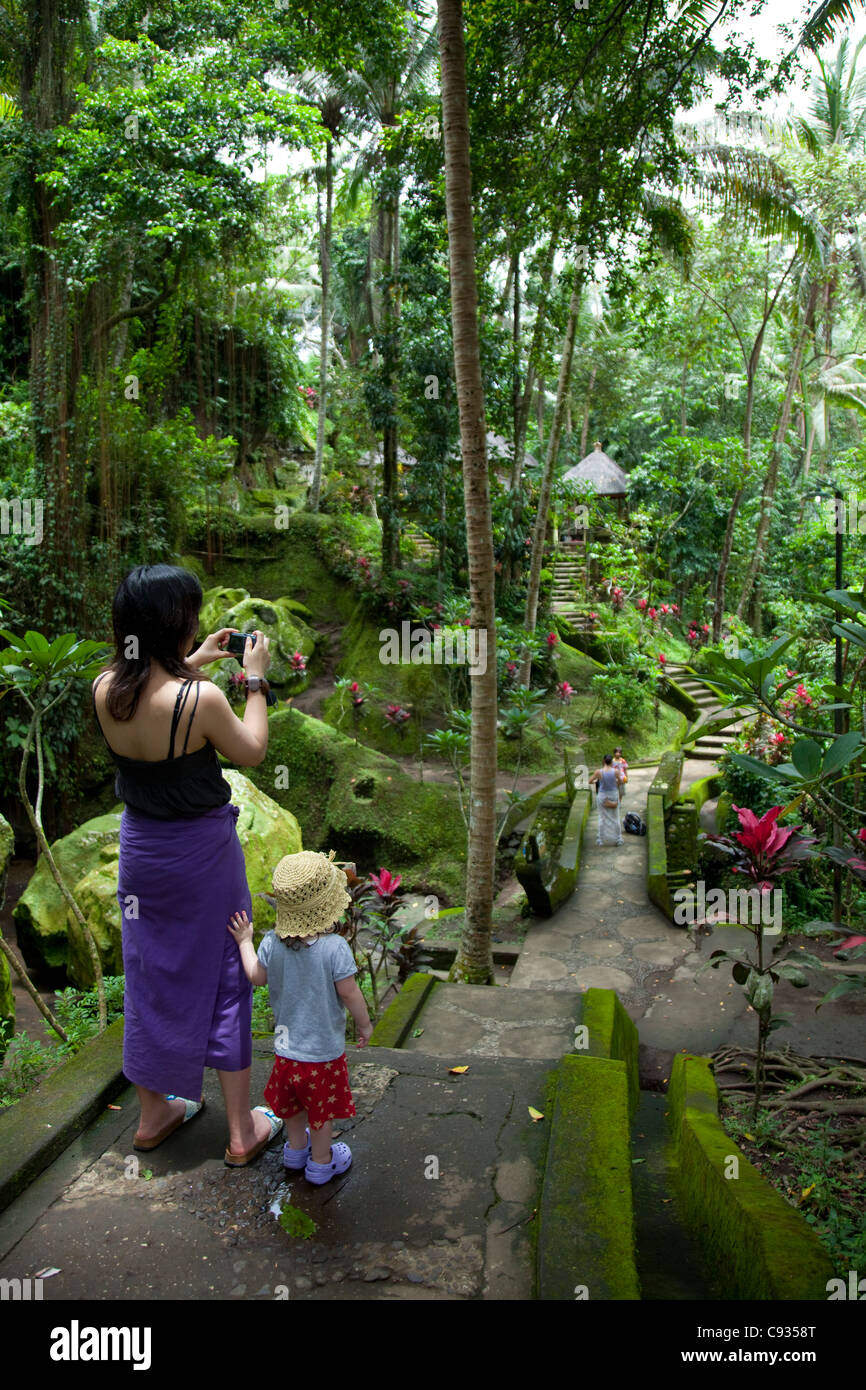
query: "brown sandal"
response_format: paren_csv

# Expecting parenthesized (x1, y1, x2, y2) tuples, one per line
(224, 1107, 284, 1167)
(134, 1097, 205, 1152)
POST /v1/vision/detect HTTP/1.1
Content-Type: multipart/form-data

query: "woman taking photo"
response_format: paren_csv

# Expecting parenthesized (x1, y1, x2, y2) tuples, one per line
(92, 564, 283, 1165)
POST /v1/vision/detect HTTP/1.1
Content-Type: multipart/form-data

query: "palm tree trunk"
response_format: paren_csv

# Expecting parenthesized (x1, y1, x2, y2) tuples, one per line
(579, 364, 597, 456)
(309, 138, 333, 513)
(438, 0, 497, 985)
(508, 230, 558, 489)
(520, 266, 583, 682)
(736, 281, 819, 617)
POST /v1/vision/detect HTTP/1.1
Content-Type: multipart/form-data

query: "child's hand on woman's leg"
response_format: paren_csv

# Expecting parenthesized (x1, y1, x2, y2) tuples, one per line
(227, 910, 254, 946)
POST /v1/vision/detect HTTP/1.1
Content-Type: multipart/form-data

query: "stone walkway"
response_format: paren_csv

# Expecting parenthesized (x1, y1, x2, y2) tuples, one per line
(510, 759, 866, 1072)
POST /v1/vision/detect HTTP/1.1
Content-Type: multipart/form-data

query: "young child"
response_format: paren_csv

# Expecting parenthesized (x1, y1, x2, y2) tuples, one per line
(613, 746, 629, 803)
(228, 849, 372, 1185)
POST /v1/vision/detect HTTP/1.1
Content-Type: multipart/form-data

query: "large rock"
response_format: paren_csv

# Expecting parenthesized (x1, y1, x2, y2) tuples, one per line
(15, 775, 302, 987)
(197, 587, 318, 692)
(250, 707, 467, 905)
(0, 811, 14, 1053)
(14, 810, 124, 971)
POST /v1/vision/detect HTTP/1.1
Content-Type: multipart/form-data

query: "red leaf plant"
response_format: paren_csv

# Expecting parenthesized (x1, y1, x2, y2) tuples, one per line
(705, 805, 816, 893)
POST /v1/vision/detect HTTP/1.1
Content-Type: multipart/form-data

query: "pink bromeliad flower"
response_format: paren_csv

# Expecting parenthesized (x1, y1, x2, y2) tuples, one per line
(369, 868, 402, 897)
(637, 597, 648, 611)
(556, 680, 574, 703)
(546, 631, 558, 648)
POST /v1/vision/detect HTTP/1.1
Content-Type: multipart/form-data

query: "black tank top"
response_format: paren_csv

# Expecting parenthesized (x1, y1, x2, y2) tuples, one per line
(92, 673, 232, 821)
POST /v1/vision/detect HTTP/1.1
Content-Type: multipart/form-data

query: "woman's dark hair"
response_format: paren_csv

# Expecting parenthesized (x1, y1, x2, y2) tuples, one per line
(105, 565, 203, 720)
(603, 754, 614, 765)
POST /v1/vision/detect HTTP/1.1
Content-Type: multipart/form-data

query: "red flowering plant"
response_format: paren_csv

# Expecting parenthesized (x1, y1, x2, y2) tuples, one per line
(333, 677, 380, 738)
(384, 703, 412, 738)
(331, 864, 430, 1017)
(701, 805, 819, 1122)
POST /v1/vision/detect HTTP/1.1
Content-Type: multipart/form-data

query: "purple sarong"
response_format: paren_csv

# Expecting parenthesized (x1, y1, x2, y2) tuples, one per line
(118, 801, 253, 1098)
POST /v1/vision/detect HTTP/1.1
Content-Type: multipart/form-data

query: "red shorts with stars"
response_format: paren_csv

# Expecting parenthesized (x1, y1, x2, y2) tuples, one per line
(263, 1053, 356, 1128)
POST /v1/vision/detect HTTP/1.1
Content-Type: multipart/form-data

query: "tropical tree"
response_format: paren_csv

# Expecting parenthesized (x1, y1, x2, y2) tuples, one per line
(438, 0, 498, 985)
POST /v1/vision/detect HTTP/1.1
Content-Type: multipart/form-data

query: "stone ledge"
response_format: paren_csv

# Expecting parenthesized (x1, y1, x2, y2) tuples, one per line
(537, 1054, 639, 1300)
(0, 1017, 126, 1213)
(368, 971, 438, 1049)
(666, 1053, 835, 1300)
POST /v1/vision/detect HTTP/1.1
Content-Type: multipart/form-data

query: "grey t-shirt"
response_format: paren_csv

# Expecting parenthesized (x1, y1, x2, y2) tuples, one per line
(257, 930, 357, 1062)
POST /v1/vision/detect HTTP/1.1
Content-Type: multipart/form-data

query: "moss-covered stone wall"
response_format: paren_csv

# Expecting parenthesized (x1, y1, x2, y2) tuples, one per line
(667, 1054, 835, 1300)
(538, 1054, 639, 1300)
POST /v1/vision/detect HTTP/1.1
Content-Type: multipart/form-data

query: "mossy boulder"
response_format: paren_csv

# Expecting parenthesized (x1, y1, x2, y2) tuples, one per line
(0, 811, 15, 1052)
(222, 769, 302, 933)
(14, 776, 302, 985)
(197, 587, 318, 692)
(66, 844, 125, 987)
(250, 707, 466, 904)
(14, 810, 124, 971)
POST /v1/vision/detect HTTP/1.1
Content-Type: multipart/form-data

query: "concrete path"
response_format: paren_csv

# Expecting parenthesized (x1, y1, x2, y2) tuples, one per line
(0, 1042, 549, 1301)
(510, 759, 866, 1075)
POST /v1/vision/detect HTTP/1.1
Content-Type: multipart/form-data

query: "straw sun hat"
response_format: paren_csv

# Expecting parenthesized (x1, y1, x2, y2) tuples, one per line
(272, 849, 351, 939)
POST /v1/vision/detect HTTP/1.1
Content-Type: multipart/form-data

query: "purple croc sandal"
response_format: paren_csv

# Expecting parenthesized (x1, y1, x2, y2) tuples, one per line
(305, 1141, 353, 1185)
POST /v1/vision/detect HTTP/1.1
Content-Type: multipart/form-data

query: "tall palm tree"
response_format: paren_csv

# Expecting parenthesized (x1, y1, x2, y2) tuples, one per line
(293, 74, 350, 514)
(340, 12, 440, 572)
(437, 0, 497, 986)
(726, 37, 866, 616)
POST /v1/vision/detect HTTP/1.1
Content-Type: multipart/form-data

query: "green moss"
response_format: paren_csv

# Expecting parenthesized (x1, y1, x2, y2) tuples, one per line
(250, 708, 467, 903)
(681, 773, 722, 814)
(667, 1055, 835, 1300)
(581, 988, 640, 1117)
(321, 605, 449, 758)
(198, 515, 356, 626)
(538, 1055, 639, 1300)
(646, 793, 672, 919)
(369, 972, 438, 1048)
(649, 750, 684, 815)
(198, 589, 318, 691)
(0, 1018, 126, 1211)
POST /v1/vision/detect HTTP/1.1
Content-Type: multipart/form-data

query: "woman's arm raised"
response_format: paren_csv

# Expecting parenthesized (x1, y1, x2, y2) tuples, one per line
(197, 629, 271, 767)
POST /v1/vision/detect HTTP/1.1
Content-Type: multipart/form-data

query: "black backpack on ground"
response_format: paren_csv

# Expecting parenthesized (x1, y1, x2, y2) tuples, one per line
(623, 811, 646, 836)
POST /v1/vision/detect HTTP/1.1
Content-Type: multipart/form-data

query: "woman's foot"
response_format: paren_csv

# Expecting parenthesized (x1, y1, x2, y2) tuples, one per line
(134, 1095, 204, 1150)
(224, 1107, 284, 1166)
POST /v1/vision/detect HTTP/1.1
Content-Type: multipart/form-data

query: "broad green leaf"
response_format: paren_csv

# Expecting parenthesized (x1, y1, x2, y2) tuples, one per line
(791, 739, 822, 778)
(817, 977, 864, 1008)
(831, 621, 866, 650)
(822, 730, 863, 777)
(727, 753, 792, 783)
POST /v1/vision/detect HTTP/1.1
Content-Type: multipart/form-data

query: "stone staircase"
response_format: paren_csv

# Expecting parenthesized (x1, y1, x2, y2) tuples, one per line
(665, 661, 744, 762)
(403, 525, 438, 567)
(549, 555, 598, 630)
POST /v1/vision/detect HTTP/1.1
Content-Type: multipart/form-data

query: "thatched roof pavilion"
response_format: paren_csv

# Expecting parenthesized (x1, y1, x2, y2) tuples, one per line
(562, 441, 628, 497)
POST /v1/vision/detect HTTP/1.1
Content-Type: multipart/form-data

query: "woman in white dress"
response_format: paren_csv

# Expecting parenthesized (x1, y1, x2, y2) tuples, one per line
(590, 754, 624, 846)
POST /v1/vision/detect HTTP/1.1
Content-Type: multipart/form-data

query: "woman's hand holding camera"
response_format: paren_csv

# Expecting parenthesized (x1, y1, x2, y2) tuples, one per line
(189, 628, 235, 668)
(242, 630, 271, 679)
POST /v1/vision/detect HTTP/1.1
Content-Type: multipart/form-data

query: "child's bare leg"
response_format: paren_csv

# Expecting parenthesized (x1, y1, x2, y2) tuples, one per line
(286, 1111, 309, 1150)
(309, 1119, 333, 1164)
